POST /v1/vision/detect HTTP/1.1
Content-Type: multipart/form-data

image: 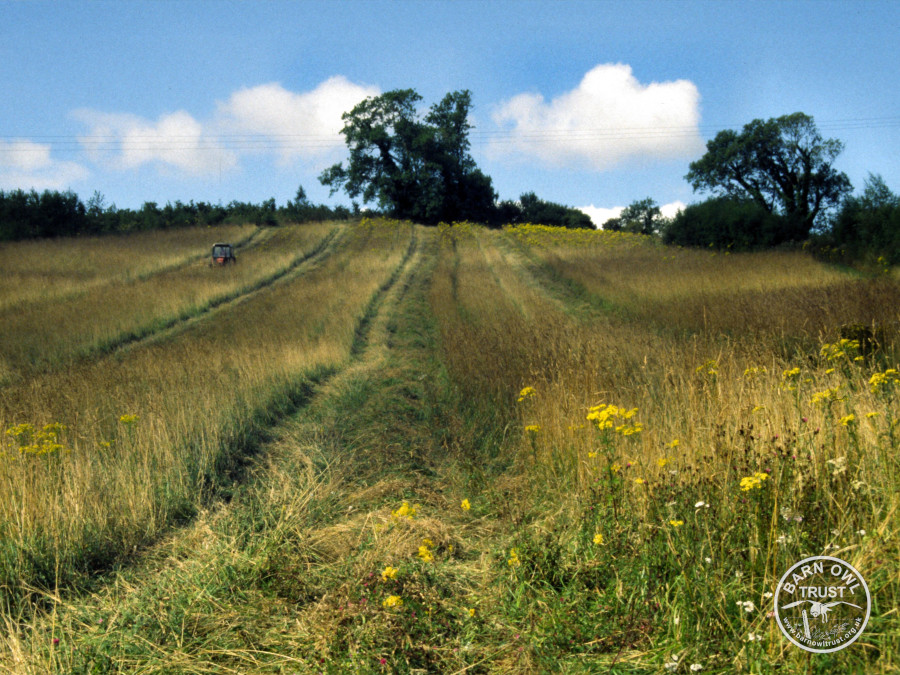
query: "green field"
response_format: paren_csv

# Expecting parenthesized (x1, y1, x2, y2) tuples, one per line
(1, 220, 897, 674)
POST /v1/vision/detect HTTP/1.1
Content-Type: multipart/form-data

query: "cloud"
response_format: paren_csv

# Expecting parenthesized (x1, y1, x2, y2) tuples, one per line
(73, 109, 238, 176)
(659, 200, 685, 219)
(72, 76, 378, 176)
(578, 204, 623, 228)
(216, 77, 379, 164)
(491, 64, 703, 170)
(579, 200, 686, 228)
(0, 139, 89, 190)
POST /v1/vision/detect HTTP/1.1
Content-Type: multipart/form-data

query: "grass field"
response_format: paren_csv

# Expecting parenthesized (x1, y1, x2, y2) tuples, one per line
(0, 220, 897, 674)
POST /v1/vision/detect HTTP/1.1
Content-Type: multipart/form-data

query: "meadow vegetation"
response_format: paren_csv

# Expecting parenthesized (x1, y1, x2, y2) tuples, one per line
(0, 220, 897, 674)
(0, 219, 413, 612)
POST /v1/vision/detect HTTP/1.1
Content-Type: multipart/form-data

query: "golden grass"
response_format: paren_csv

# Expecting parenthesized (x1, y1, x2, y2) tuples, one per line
(1, 221, 897, 673)
(0, 223, 341, 379)
(0, 224, 256, 310)
(508, 224, 900, 347)
(428, 224, 899, 670)
(0, 219, 414, 599)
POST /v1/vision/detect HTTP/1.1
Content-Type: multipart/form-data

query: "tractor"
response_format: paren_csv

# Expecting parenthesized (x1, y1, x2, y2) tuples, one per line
(211, 243, 237, 266)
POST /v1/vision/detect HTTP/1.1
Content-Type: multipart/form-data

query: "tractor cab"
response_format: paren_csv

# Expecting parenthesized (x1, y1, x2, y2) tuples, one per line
(211, 243, 236, 265)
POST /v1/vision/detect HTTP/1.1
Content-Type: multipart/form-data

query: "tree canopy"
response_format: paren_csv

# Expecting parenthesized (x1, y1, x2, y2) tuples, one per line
(825, 174, 900, 263)
(319, 89, 497, 224)
(619, 197, 662, 235)
(685, 112, 852, 240)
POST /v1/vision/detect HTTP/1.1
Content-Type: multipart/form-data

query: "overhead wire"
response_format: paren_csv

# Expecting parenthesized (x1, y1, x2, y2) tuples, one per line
(1, 116, 899, 155)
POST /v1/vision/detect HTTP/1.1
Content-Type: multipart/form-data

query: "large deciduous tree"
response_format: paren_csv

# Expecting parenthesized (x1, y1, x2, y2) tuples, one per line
(619, 197, 662, 235)
(320, 89, 497, 224)
(685, 112, 852, 240)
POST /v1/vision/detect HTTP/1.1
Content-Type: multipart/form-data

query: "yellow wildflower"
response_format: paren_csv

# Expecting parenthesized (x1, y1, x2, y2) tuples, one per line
(381, 565, 398, 581)
(811, 387, 841, 406)
(634, 478, 645, 485)
(118, 414, 138, 425)
(839, 414, 856, 427)
(461, 498, 471, 511)
(507, 548, 521, 567)
(391, 501, 417, 521)
(418, 538, 435, 563)
(382, 595, 403, 609)
(695, 360, 718, 376)
(593, 533, 604, 545)
(657, 457, 670, 468)
(517, 386, 536, 402)
(669, 520, 684, 528)
(743, 366, 767, 379)
(739, 472, 770, 491)
(870, 369, 900, 394)
(524, 424, 541, 433)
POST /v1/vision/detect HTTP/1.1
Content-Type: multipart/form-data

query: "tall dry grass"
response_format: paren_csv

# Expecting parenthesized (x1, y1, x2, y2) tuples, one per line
(0, 224, 257, 310)
(0, 218, 414, 607)
(0, 224, 341, 380)
(509, 224, 900, 350)
(429, 224, 899, 670)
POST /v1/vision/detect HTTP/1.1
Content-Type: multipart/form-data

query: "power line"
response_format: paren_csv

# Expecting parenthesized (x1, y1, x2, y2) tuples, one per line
(2, 116, 899, 154)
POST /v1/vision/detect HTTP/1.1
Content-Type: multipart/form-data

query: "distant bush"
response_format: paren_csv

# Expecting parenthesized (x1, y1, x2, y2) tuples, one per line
(0, 188, 353, 241)
(819, 174, 900, 264)
(0, 189, 86, 240)
(498, 192, 594, 230)
(661, 197, 792, 250)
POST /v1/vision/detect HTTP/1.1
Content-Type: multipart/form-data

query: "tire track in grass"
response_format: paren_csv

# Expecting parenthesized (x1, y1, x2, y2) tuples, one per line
(0, 226, 339, 387)
(84, 226, 345, 358)
(214, 225, 420, 491)
(4, 227, 425, 673)
(497, 228, 625, 321)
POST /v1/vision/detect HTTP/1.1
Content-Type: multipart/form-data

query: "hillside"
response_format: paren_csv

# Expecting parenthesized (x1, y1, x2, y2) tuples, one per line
(1, 221, 898, 674)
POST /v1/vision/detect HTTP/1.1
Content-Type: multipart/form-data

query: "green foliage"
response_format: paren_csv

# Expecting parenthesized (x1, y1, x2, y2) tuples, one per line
(620, 197, 662, 235)
(686, 112, 852, 240)
(662, 196, 792, 250)
(320, 88, 499, 224)
(505, 192, 594, 229)
(0, 189, 86, 239)
(823, 174, 900, 264)
(0, 188, 352, 241)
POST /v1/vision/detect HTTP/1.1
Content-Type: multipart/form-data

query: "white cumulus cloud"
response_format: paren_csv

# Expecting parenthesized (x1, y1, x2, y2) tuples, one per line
(659, 200, 686, 219)
(216, 77, 380, 164)
(578, 204, 624, 228)
(578, 200, 686, 228)
(72, 76, 378, 176)
(0, 139, 89, 191)
(491, 63, 703, 170)
(73, 109, 238, 176)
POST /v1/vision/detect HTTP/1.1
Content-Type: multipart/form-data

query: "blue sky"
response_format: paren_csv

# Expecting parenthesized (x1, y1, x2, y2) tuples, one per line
(2, 0, 899, 225)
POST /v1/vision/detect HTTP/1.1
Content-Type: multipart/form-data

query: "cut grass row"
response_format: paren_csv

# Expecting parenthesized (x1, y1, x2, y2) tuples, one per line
(0, 219, 414, 615)
(0, 223, 337, 381)
(2, 222, 897, 673)
(0, 224, 259, 310)
(484, 225, 900, 672)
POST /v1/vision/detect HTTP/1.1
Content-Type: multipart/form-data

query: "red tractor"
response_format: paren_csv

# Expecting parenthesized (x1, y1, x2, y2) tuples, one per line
(211, 243, 237, 266)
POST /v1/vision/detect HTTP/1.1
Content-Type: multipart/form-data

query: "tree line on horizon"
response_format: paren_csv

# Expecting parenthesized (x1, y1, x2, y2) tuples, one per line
(0, 90, 896, 264)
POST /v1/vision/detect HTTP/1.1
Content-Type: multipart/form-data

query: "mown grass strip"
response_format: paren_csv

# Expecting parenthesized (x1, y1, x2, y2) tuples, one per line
(0, 221, 414, 620)
(95, 226, 342, 357)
